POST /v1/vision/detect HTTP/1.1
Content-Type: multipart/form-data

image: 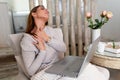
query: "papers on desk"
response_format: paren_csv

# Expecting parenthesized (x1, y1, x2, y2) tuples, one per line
(96, 51, 120, 57)
(105, 42, 120, 54)
(86, 42, 120, 57)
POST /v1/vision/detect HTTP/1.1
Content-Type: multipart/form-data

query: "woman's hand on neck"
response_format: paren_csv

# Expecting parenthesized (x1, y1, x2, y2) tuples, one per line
(31, 18, 50, 43)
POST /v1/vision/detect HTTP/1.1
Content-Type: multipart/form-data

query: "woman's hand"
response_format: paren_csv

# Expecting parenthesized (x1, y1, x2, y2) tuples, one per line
(32, 34, 46, 50)
(40, 31, 51, 43)
(32, 28, 51, 43)
(31, 27, 50, 48)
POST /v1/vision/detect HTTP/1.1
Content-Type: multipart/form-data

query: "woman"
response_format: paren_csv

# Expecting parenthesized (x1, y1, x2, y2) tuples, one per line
(21, 5, 110, 80)
(20, 5, 66, 76)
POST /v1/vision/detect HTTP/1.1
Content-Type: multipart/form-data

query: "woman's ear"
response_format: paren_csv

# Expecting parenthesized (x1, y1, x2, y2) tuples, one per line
(32, 12, 36, 17)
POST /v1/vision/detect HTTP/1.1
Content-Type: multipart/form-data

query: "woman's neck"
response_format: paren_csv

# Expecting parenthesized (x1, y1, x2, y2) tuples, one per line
(34, 19, 46, 30)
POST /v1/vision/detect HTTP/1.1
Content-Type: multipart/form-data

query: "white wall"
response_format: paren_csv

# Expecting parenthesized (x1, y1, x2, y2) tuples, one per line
(8, 0, 29, 12)
(0, 0, 29, 12)
(0, 0, 8, 2)
(2, 0, 47, 12)
(96, 0, 120, 41)
(0, 3, 13, 47)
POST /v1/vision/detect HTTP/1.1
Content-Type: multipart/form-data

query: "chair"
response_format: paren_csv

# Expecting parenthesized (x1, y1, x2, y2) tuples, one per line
(8, 28, 65, 80)
(9, 33, 30, 80)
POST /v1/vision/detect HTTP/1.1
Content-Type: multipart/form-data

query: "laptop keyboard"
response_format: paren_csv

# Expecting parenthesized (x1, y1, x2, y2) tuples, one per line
(44, 56, 85, 78)
(62, 57, 84, 77)
(67, 58, 83, 72)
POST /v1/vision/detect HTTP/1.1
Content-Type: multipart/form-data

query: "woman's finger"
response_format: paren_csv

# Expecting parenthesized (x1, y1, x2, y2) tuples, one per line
(32, 35, 38, 41)
(33, 41, 45, 50)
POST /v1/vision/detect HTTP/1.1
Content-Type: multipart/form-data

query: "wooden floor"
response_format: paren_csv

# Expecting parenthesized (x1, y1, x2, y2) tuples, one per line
(109, 69, 120, 80)
(0, 47, 18, 80)
(0, 47, 120, 80)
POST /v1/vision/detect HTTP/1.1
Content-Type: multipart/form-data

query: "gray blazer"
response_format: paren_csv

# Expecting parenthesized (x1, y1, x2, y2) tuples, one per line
(20, 26, 66, 76)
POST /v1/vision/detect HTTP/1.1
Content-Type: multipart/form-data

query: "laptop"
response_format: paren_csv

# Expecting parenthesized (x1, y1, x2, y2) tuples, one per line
(45, 36, 100, 78)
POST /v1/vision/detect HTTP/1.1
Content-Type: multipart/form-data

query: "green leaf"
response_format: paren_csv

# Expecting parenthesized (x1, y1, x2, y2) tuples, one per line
(93, 24, 97, 26)
(95, 19, 99, 23)
(88, 25, 92, 28)
(89, 25, 95, 29)
(112, 41, 115, 49)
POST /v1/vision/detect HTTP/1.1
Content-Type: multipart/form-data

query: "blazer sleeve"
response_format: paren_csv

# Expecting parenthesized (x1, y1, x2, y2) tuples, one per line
(47, 28, 66, 53)
(20, 35, 46, 76)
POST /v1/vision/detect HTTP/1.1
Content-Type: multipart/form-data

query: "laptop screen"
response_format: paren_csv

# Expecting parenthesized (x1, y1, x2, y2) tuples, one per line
(78, 36, 100, 76)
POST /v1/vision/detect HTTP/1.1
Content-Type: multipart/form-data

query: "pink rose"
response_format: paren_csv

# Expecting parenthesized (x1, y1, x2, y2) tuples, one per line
(101, 10, 107, 17)
(86, 12, 92, 19)
(106, 11, 113, 19)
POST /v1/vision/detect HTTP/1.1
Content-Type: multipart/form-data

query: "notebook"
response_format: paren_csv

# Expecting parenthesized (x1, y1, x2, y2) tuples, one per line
(45, 36, 100, 78)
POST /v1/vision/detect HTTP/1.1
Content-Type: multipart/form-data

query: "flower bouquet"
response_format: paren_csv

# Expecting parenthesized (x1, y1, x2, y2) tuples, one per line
(86, 11, 113, 42)
(86, 11, 113, 29)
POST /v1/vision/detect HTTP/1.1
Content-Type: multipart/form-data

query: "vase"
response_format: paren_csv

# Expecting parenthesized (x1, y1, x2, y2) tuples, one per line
(92, 29, 101, 42)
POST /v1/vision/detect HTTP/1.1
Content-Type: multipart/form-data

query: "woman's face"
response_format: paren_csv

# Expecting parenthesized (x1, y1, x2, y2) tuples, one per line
(34, 6, 49, 21)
